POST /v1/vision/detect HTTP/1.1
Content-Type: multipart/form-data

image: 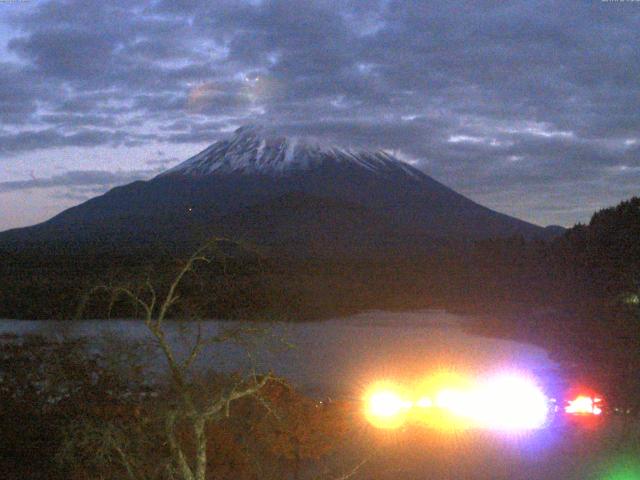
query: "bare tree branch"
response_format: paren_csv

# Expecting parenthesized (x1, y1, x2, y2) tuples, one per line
(166, 411, 195, 480)
(204, 373, 274, 420)
(182, 322, 204, 371)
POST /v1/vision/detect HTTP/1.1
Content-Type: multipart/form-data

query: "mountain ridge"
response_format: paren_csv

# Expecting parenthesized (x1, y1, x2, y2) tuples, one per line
(0, 125, 563, 255)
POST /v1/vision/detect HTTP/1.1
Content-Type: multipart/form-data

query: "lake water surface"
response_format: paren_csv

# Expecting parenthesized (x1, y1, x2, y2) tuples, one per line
(0, 309, 553, 398)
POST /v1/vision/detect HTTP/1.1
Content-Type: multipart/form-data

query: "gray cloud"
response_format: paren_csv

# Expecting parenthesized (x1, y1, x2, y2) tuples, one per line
(0, 129, 157, 154)
(0, 63, 40, 124)
(144, 157, 180, 168)
(0, 168, 159, 193)
(1, 0, 639, 226)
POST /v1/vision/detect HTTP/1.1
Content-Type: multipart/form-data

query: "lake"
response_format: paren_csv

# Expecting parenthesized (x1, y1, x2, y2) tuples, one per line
(6, 310, 626, 480)
(0, 309, 553, 398)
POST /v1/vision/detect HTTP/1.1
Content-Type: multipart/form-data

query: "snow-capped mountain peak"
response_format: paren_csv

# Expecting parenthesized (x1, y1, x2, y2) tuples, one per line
(0, 124, 556, 250)
(160, 125, 424, 179)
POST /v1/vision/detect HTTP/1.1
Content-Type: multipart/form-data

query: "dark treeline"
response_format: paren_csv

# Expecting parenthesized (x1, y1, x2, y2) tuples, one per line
(1, 199, 638, 321)
(463, 197, 640, 408)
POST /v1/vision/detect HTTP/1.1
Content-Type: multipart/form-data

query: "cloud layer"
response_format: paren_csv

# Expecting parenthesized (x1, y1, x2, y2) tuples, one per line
(1, 0, 639, 228)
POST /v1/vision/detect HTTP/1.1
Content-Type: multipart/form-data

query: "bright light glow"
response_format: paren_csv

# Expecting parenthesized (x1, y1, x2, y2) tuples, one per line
(364, 373, 550, 431)
(435, 388, 469, 416)
(369, 391, 409, 417)
(468, 375, 549, 430)
(412, 371, 475, 430)
(364, 382, 412, 429)
(429, 374, 548, 430)
(565, 395, 602, 415)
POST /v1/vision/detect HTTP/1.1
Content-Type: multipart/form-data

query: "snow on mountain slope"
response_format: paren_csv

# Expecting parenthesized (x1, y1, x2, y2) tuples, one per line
(161, 125, 423, 180)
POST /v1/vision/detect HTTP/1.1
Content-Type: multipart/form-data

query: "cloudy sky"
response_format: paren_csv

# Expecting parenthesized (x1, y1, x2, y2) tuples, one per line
(0, 0, 638, 231)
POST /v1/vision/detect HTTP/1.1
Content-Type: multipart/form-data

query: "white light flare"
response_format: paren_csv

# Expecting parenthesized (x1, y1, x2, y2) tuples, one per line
(368, 390, 410, 418)
(435, 388, 469, 416)
(467, 374, 549, 431)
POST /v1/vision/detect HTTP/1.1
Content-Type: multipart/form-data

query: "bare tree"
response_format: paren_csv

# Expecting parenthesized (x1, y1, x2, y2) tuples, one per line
(70, 239, 278, 480)
(61, 239, 369, 480)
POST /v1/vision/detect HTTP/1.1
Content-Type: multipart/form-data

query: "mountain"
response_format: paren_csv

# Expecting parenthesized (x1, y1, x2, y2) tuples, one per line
(0, 125, 561, 256)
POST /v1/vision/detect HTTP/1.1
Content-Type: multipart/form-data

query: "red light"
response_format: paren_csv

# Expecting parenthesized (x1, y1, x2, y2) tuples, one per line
(565, 395, 602, 416)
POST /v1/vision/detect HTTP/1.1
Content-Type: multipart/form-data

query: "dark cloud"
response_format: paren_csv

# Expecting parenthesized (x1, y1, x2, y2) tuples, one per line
(9, 28, 115, 80)
(1, 0, 639, 226)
